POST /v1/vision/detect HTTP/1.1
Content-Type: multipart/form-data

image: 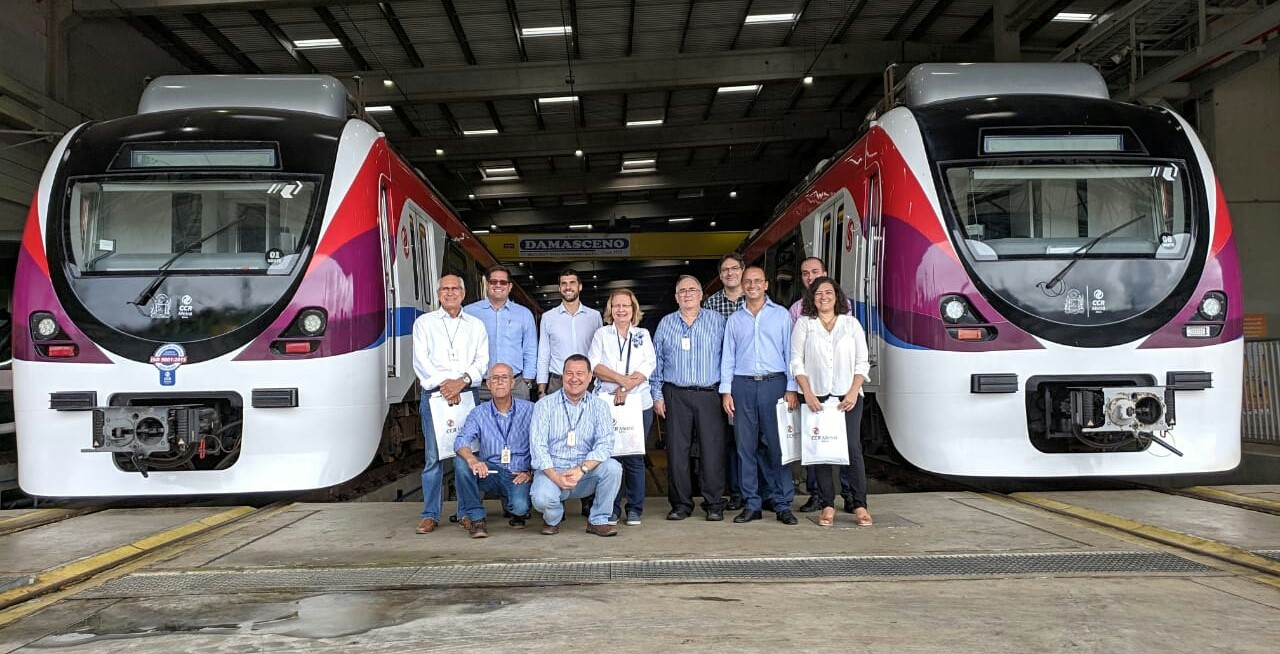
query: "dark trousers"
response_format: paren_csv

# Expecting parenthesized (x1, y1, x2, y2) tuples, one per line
(664, 384, 727, 512)
(805, 464, 852, 496)
(724, 414, 740, 497)
(613, 409, 654, 518)
(731, 375, 794, 512)
(811, 397, 868, 510)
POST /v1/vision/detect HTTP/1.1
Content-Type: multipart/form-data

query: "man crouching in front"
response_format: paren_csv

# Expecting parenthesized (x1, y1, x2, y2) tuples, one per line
(529, 354, 623, 536)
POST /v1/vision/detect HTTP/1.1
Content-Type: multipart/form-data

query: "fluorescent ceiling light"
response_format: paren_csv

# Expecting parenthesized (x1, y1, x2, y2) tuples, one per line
(483, 166, 517, 175)
(473, 229, 490, 234)
(365, 105, 393, 112)
(744, 13, 796, 24)
(717, 85, 762, 94)
(522, 26, 572, 37)
(568, 224, 593, 230)
(293, 38, 341, 49)
(538, 96, 579, 104)
(463, 128, 499, 136)
(1053, 12, 1096, 22)
(626, 118, 664, 127)
(668, 217, 694, 223)
(623, 158, 656, 166)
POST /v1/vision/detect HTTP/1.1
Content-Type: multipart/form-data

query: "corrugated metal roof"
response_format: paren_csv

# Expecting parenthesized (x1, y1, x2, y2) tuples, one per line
(457, 1, 523, 65)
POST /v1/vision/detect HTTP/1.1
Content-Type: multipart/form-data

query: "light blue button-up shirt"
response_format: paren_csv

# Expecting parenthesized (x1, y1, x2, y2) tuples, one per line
(464, 299, 537, 379)
(529, 390, 615, 471)
(454, 398, 534, 472)
(650, 309, 725, 402)
(535, 303, 603, 384)
(719, 296, 797, 393)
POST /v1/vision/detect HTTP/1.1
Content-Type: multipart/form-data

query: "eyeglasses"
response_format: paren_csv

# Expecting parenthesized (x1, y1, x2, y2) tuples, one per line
(487, 375, 513, 383)
(719, 264, 742, 273)
(488, 279, 512, 287)
(676, 288, 700, 296)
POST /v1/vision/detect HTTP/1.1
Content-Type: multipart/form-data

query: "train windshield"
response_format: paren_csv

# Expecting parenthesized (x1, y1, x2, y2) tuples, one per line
(944, 163, 1190, 261)
(67, 177, 319, 275)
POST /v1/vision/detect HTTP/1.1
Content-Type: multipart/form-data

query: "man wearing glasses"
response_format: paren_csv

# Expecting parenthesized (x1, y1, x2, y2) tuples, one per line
(704, 253, 748, 510)
(466, 265, 537, 400)
(412, 274, 488, 534)
(452, 363, 534, 538)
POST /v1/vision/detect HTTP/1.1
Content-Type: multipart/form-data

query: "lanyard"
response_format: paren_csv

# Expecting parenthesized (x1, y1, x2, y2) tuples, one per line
(615, 328, 633, 374)
(491, 402, 513, 443)
(561, 395, 585, 436)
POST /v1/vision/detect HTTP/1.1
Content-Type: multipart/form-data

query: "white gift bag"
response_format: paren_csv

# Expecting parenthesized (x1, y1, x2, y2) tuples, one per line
(776, 398, 801, 464)
(607, 392, 646, 457)
(429, 391, 475, 461)
(800, 399, 850, 466)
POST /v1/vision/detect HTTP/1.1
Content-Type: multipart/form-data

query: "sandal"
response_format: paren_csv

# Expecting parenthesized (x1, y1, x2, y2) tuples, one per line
(818, 507, 835, 527)
(854, 508, 873, 527)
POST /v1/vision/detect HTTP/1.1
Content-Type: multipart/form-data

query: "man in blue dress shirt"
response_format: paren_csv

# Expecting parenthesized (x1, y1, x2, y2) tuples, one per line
(536, 269, 603, 396)
(465, 265, 537, 400)
(652, 275, 728, 521)
(529, 354, 623, 536)
(720, 266, 800, 526)
(453, 363, 534, 538)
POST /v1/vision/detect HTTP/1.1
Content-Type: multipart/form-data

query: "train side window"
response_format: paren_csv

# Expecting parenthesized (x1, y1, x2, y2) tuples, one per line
(417, 223, 430, 299)
(832, 204, 846, 279)
(408, 218, 421, 301)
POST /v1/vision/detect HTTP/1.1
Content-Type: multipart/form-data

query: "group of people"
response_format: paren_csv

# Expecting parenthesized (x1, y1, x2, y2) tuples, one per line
(410, 255, 872, 538)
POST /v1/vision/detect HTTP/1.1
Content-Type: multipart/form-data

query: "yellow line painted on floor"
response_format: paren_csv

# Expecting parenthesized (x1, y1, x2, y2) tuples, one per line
(1183, 486, 1280, 513)
(0, 506, 255, 611)
(0, 508, 86, 535)
(1011, 493, 1280, 584)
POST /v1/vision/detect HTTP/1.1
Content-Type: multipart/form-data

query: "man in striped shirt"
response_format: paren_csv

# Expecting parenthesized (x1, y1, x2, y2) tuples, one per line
(529, 354, 623, 536)
(652, 275, 728, 521)
(452, 363, 534, 539)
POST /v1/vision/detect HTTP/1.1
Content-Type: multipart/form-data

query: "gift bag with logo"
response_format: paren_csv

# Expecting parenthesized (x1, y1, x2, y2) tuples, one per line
(607, 392, 646, 456)
(429, 391, 475, 460)
(776, 398, 801, 464)
(800, 399, 850, 465)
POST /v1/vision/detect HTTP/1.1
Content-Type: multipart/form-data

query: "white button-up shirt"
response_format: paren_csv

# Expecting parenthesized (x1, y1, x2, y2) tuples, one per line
(587, 325, 657, 410)
(789, 315, 871, 397)
(411, 308, 489, 392)
(536, 303, 603, 383)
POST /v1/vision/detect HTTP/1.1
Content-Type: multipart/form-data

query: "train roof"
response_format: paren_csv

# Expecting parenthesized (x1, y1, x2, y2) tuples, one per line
(899, 63, 1110, 107)
(138, 75, 353, 119)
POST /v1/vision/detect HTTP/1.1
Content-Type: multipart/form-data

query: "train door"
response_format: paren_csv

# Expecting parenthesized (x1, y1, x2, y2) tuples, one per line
(378, 179, 399, 378)
(863, 168, 884, 385)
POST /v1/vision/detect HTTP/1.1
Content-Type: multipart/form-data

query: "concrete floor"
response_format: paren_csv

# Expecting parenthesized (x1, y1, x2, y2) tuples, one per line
(2, 489, 1279, 652)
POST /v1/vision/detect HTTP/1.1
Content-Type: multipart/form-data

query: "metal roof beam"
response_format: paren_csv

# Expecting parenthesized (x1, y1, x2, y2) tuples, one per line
(466, 198, 765, 230)
(436, 163, 801, 200)
(381, 1, 424, 68)
(314, 6, 369, 70)
(249, 9, 318, 74)
(123, 15, 218, 73)
(360, 41, 979, 103)
(185, 14, 261, 73)
(76, 0, 367, 15)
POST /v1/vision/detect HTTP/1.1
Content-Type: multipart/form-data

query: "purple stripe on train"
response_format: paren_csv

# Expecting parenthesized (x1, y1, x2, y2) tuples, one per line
(1138, 236, 1243, 349)
(11, 248, 111, 363)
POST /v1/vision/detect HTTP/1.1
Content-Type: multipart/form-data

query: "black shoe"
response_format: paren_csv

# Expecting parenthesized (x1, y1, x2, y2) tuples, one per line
(776, 510, 798, 525)
(706, 509, 724, 521)
(762, 500, 775, 513)
(733, 509, 763, 523)
(843, 494, 857, 513)
(798, 496, 822, 513)
(666, 509, 690, 521)
(725, 496, 744, 511)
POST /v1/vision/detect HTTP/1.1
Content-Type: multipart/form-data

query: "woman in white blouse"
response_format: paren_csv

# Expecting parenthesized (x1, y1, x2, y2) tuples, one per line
(789, 276, 872, 527)
(587, 289, 656, 526)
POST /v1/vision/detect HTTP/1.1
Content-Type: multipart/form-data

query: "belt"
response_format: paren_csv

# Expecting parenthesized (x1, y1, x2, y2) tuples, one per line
(667, 383, 719, 392)
(736, 372, 784, 382)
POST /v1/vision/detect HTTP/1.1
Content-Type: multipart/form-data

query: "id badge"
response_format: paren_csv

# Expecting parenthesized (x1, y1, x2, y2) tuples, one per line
(566, 429, 576, 447)
(501, 447, 511, 465)
(681, 337, 691, 351)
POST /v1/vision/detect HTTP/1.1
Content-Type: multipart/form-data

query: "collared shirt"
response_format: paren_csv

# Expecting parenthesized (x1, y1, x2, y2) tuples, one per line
(789, 315, 871, 397)
(719, 296, 797, 393)
(412, 309, 488, 391)
(704, 289, 745, 318)
(789, 298, 854, 323)
(530, 390, 615, 470)
(650, 308, 725, 402)
(454, 398, 534, 472)
(535, 303, 603, 383)
(587, 325, 657, 410)
(464, 298, 537, 378)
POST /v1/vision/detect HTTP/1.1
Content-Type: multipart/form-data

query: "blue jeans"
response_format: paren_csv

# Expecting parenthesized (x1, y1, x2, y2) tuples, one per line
(613, 409, 653, 518)
(419, 390, 476, 520)
(532, 458, 623, 526)
(732, 375, 794, 512)
(453, 459, 531, 522)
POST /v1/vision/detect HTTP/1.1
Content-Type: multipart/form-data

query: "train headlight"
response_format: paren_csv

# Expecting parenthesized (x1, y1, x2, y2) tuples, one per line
(297, 308, 327, 336)
(30, 312, 59, 341)
(941, 297, 967, 323)
(1197, 292, 1226, 321)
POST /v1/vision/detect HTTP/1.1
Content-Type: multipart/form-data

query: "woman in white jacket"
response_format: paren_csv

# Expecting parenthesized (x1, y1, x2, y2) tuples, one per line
(789, 277, 872, 527)
(588, 289, 656, 526)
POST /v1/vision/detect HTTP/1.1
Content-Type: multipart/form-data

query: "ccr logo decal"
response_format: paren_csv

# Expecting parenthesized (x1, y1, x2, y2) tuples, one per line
(150, 343, 188, 387)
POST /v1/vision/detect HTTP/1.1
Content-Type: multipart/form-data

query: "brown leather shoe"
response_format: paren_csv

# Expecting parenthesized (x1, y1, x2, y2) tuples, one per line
(415, 517, 438, 534)
(540, 521, 560, 536)
(585, 522, 618, 537)
(467, 519, 489, 539)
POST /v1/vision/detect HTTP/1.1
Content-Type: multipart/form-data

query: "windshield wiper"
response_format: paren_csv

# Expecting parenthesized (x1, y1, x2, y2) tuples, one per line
(1036, 214, 1148, 296)
(129, 214, 251, 307)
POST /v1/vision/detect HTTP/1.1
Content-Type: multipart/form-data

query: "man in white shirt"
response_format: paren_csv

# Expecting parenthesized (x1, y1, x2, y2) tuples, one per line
(412, 274, 488, 535)
(536, 268, 603, 396)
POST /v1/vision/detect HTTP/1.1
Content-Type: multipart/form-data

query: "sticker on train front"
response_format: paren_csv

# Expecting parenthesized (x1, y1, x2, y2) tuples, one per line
(150, 343, 188, 386)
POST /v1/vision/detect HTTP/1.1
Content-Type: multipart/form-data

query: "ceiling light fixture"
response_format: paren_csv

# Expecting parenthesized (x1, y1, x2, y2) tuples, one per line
(383, 79, 395, 87)
(293, 38, 341, 49)
(626, 118, 664, 127)
(803, 76, 814, 85)
(538, 95, 579, 104)
(568, 224, 593, 230)
(744, 13, 797, 25)
(729, 191, 738, 198)
(365, 105, 394, 112)
(668, 217, 694, 223)
(489, 224, 498, 231)
(462, 128, 500, 136)
(522, 25, 572, 37)
(717, 85, 762, 94)
(435, 148, 445, 156)
(574, 149, 584, 157)
(473, 229, 490, 234)
(710, 221, 717, 227)
(467, 193, 476, 200)
(1053, 12, 1096, 22)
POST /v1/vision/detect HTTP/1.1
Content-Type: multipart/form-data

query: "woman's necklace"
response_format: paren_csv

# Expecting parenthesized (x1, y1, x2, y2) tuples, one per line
(819, 313, 838, 332)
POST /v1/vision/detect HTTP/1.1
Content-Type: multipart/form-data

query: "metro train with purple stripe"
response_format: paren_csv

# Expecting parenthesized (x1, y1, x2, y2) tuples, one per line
(743, 64, 1242, 477)
(12, 75, 526, 496)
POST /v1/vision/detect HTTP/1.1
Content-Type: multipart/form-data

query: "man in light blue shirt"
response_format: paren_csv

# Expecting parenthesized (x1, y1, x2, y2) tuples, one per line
(536, 269, 603, 396)
(465, 265, 537, 400)
(529, 354, 623, 536)
(720, 266, 800, 526)
(453, 363, 534, 539)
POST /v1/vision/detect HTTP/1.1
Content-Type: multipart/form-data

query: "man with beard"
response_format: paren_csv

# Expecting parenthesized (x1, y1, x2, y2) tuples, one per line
(536, 269, 603, 396)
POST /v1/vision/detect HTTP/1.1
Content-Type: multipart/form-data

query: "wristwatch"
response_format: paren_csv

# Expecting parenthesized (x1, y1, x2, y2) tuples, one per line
(579, 463, 591, 475)
(461, 373, 472, 385)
